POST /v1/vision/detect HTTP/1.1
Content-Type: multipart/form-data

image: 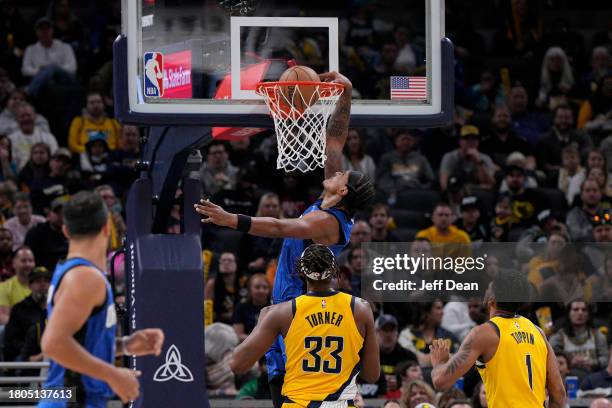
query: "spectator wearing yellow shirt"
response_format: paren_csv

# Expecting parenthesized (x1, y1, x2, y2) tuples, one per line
(0, 246, 35, 324)
(416, 202, 471, 258)
(68, 92, 120, 153)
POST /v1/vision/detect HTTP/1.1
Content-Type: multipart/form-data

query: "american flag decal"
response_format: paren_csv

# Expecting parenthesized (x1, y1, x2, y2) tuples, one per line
(390, 76, 427, 100)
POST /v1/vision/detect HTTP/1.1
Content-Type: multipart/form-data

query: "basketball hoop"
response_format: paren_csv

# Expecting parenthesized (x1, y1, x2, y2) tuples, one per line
(256, 81, 345, 172)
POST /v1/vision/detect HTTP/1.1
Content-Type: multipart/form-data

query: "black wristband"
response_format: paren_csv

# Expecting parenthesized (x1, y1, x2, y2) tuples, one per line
(236, 214, 252, 233)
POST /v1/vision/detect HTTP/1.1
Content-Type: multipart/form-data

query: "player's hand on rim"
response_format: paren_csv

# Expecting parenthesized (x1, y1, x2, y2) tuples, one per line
(319, 71, 352, 93)
(320, 71, 352, 163)
(194, 199, 236, 228)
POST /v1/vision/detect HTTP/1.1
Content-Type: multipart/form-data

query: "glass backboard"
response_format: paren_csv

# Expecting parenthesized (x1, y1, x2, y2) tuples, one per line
(115, 0, 453, 128)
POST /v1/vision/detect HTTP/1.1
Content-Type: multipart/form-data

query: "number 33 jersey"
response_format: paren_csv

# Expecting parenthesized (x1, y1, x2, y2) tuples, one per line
(476, 315, 548, 408)
(282, 291, 363, 407)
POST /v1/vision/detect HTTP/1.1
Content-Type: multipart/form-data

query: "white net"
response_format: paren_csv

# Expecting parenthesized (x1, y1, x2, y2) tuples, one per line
(256, 82, 344, 172)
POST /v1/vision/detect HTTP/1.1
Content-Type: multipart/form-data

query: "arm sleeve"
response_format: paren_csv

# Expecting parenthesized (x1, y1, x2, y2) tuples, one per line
(439, 152, 453, 175)
(59, 43, 77, 75)
(21, 46, 37, 77)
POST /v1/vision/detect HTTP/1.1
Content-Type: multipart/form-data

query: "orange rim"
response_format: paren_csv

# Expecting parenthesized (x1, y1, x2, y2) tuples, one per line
(255, 81, 345, 99)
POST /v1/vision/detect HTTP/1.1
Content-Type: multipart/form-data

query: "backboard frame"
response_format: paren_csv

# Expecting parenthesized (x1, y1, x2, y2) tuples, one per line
(114, 0, 454, 128)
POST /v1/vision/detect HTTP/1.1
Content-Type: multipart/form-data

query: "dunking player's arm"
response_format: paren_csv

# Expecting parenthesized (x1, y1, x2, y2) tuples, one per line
(41, 266, 164, 404)
(195, 201, 341, 244)
(430, 324, 566, 408)
(230, 296, 379, 384)
(320, 71, 352, 179)
(195, 71, 354, 243)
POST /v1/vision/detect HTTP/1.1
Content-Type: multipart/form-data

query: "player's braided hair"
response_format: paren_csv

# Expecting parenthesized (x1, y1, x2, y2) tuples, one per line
(340, 171, 376, 215)
(297, 244, 339, 282)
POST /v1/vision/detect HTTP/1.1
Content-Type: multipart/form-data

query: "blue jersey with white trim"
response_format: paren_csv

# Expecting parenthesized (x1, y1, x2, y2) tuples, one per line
(272, 200, 353, 303)
(41, 257, 116, 407)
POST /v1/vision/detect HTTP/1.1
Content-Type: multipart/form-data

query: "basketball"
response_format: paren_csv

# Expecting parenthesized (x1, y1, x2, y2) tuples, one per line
(278, 65, 321, 113)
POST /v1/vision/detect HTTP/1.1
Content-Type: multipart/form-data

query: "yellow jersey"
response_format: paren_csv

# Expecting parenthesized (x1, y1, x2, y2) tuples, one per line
(477, 315, 547, 408)
(282, 291, 363, 408)
(415, 225, 471, 244)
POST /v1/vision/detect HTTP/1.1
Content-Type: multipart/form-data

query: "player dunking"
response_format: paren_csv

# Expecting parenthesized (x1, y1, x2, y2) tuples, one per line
(430, 269, 567, 408)
(39, 192, 164, 408)
(195, 71, 375, 408)
(230, 244, 380, 408)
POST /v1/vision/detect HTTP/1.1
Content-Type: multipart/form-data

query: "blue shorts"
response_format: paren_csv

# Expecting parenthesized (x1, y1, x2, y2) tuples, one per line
(266, 334, 286, 379)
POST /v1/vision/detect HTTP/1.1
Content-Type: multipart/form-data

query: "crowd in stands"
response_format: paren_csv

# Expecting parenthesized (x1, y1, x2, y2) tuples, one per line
(0, 0, 133, 379)
(199, 1, 612, 406)
(0, 0, 611, 407)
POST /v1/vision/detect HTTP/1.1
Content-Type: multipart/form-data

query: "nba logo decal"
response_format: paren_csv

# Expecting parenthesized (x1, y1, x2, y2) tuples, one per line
(321, 300, 326, 309)
(144, 52, 164, 97)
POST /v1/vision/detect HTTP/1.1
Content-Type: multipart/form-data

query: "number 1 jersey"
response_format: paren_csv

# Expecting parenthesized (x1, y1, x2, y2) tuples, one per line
(282, 291, 363, 407)
(476, 315, 548, 408)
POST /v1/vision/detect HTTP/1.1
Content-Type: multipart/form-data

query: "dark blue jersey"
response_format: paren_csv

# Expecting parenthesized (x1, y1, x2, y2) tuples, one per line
(271, 199, 353, 303)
